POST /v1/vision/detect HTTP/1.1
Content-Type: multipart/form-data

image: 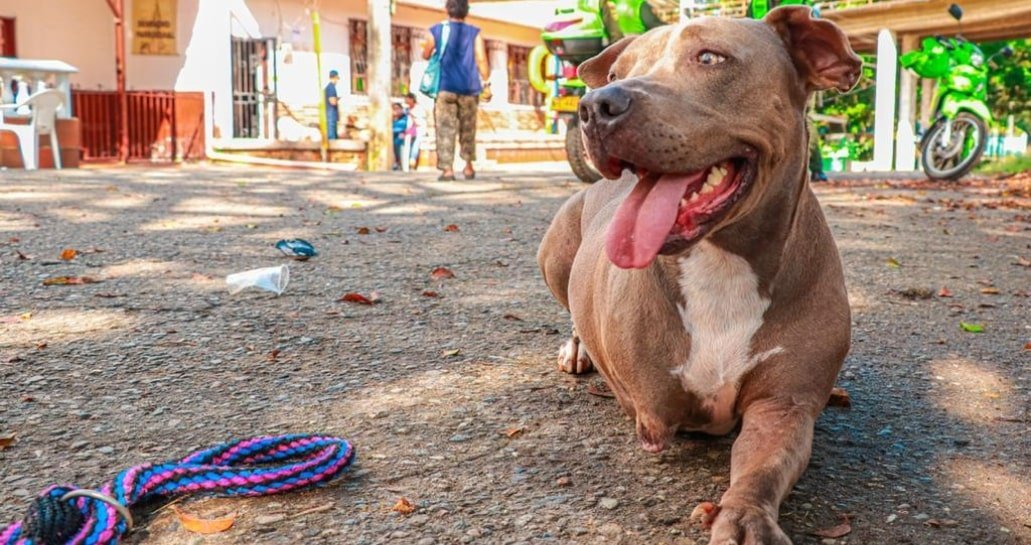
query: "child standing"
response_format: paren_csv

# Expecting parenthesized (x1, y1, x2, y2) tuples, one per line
(391, 102, 409, 171)
(403, 93, 426, 172)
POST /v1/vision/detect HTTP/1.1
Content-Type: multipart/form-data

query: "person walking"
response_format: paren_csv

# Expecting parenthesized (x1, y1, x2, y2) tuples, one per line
(422, 0, 490, 181)
(325, 69, 341, 140)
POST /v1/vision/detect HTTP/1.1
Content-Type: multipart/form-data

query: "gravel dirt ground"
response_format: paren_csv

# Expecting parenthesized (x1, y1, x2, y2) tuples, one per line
(0, 164, 1028, 545)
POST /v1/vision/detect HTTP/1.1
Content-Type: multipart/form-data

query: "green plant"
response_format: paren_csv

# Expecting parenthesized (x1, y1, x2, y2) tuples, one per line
(815, 55, 876, 160)
(982, 39, 1031, 134)
(975, 153, 1031, 175)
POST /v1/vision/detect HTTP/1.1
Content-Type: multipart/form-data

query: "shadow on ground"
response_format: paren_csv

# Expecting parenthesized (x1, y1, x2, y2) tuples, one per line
(0, 165, 1027, 544)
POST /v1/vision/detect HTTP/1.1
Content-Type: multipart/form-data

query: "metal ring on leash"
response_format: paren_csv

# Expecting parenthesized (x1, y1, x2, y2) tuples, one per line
(60, 489, 134, 531)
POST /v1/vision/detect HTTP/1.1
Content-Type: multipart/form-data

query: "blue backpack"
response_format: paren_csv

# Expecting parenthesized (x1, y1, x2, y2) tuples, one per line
(419, 22, 451, 99)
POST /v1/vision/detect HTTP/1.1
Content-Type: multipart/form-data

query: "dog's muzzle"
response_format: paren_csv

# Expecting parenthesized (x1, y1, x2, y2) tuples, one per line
(579, 85, 634, 135)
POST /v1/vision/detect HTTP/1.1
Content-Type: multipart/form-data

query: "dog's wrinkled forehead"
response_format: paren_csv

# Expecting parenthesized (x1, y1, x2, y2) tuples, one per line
(615, 18, 786, 77)
(579, 7, 861, 97)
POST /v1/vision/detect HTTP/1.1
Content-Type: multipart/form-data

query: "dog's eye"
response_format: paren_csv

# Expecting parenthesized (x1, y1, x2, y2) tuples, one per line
(697, 51, 727, 65)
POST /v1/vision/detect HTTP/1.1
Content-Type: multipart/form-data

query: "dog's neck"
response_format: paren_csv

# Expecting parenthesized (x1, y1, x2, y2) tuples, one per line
(703, 151, 809, 291)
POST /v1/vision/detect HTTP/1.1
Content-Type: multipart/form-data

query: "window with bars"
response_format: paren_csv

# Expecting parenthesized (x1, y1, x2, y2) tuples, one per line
(391, 26, 412, 96)
(0, 17, 15, 57)
(508, 44, 542, 107)
(349, 20, 414, 97)
(349, 19, 368, 94)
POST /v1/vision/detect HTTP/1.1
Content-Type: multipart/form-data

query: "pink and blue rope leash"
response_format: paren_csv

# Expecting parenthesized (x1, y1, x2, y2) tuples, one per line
(1, 434, 355, 545)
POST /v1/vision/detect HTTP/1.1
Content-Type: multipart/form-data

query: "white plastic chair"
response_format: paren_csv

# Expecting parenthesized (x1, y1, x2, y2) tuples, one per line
(0, 89, 65, 170)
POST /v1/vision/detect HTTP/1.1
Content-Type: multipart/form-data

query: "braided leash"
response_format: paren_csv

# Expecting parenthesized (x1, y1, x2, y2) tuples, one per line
(1, 434, 355, 545)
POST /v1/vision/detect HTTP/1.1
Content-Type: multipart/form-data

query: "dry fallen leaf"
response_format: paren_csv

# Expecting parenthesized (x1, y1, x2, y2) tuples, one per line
(1024, 341, 1031, 351)
(827, 387, 852, 409)
(356, 227, 371, 235)
(430, 267, 455, 280)
(339, 292, 376, 305)
(441, 349, 461, 358)
(812, 515, 852, 538)
(885, 257, 902, 268)
(43, 276, 101, 286)
(504, 427, 525, 438)
(555, 476, 572, 487)
(896, 287, 933, 300)
(267, 349, 281, 362)
(421, 290, 439, 298)
(444, 224, 460, 232)
(503, 313, 523, 321)
(392, 497, 416, 515)
(0, 434, 15, 450)
(980, 287, 1000, 295)
(586, 383, 616, 398)
(172, 506, 236, 534)
(15, 250, 32, 261)
(60, 248, 78, 261)
(1015, 256, 1031, 268)
(938, 287, 954, 297)
(374, 227, 388, 233)
(35, 342, 47, 350)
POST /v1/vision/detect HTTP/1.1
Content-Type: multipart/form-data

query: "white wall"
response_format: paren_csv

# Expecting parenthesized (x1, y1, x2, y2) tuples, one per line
(0, 0, 115, 89)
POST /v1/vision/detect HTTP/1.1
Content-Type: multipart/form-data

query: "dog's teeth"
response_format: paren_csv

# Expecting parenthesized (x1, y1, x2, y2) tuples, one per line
(689, 191, 700, 202)
(680, 198, 688, 208)
(701, 183, 716, 194)
(706, 171, 722, 187)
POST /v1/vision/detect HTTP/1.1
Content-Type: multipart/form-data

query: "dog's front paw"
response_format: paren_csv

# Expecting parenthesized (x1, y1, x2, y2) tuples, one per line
(557, 336, 593, 374)
(695, 502, 792, 545)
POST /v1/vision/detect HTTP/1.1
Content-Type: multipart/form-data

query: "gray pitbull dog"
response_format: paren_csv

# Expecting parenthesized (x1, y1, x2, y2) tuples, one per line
(537, 7, 861, 544)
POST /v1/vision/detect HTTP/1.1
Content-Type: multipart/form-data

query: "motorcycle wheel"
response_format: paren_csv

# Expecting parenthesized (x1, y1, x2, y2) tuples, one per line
(565, 118, 602, 184)
(920, 112, 987, 181)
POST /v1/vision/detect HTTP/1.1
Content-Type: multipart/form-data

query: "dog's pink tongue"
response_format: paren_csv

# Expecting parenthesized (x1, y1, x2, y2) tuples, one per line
(605, 172, 697, 269)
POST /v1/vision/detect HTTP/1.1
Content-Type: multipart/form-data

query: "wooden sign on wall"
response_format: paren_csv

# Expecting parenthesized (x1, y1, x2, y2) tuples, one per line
(133, 0, 177, 55)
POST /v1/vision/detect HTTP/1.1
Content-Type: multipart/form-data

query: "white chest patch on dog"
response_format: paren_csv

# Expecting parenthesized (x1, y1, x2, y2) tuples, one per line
(672, 241, 779, 399)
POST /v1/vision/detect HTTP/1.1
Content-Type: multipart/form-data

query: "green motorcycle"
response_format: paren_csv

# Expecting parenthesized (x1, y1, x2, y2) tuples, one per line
(534, 0, 668, 183)
(900, 4, 1012, 180)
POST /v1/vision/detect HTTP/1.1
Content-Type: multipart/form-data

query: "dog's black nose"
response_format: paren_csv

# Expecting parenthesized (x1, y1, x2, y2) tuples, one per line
(580, 86, 632, 130)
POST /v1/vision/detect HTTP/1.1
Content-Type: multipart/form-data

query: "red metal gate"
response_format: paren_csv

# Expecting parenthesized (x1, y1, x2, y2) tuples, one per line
(73, 90, 205, 162)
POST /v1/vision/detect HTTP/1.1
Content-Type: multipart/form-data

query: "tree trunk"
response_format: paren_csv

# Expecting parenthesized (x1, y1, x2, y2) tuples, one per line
(367, 0, 393, 171)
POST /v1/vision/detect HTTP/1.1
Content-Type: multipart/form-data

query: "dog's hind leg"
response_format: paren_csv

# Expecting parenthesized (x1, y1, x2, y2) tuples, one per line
(538, 190, 593, 374)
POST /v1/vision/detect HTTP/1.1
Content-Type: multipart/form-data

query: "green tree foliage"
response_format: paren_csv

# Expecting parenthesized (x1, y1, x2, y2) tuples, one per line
(815, 56, 877, 160)
(982, 39, 1031, 133)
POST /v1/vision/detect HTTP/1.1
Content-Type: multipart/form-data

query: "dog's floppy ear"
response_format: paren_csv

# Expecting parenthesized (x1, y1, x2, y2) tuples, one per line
(764, 6, 862, 93)
(578, 36, 637, 89)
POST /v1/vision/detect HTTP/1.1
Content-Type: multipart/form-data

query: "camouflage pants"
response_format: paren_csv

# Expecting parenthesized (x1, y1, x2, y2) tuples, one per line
(434, 91, 479, 171)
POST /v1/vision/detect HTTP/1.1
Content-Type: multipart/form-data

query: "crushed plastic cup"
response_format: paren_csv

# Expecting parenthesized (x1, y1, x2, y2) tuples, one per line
(225, 265, 290, 295)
